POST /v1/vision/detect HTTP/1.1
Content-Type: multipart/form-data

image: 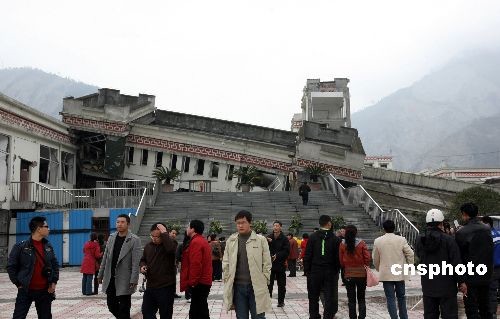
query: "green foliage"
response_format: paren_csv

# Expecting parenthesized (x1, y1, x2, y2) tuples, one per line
(288, 214, 303, 236)
(232, 166, 262, 190)
(448, 186, 500, 222)
(209, 220, 223, 235)
(164, 220, 182, 233)
(305, 165, 326, 182)
(252, 220, 268, 235)
(331, 216, 345, 231)
(152, 166, 181, 184)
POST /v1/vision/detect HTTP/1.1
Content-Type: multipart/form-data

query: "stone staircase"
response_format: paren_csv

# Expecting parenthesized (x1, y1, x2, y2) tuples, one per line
(137, 191, 382, 248)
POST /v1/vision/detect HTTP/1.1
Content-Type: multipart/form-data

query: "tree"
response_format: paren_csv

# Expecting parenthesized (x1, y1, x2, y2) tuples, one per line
(448, 186, 500, 222)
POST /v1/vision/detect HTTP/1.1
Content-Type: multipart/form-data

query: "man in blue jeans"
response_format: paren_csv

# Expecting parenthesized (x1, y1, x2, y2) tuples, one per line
(223, 210, 272, 318)
(373, 219, 414, 319)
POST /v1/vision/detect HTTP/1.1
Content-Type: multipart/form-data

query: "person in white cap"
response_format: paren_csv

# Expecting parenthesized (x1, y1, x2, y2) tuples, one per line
(416, 209, 467, 319)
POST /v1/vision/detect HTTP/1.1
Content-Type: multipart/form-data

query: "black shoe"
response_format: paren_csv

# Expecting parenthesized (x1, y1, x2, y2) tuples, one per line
(288, 275, 296, 277)
(174, 294, 181, 298)
(277, 303, 285, 307)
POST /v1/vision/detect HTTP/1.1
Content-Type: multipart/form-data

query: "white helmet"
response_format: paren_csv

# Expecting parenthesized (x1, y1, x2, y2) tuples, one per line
(426, 209, 445, 223)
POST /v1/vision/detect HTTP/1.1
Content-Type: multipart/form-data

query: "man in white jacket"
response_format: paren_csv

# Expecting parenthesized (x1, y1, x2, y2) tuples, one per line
(223, 210, 272, 319)
(373, 220, 414, 319)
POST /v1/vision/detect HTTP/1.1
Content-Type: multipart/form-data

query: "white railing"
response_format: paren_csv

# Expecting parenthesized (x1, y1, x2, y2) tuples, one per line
(96, 180, 155, 190)
(325, 174, 419, 248)
(130, 180, 160, 234)
(268, 176, 282, 191)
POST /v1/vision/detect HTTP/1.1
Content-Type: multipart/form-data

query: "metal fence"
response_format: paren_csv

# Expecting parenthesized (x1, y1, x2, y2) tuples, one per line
(325, 174, 420, 248)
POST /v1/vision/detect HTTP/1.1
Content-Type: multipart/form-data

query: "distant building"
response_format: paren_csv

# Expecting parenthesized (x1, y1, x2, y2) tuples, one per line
(421, 167, 500, 184)
(364, 156, 393, 169)
(292, 78, 351, 131)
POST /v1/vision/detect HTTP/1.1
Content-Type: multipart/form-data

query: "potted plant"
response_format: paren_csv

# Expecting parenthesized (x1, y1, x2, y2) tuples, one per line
(252, 220, 268, 235)
(232, 166, 262, 192)
(152, 166, 181, 192)
(209, 220, 223, 235)
(165, 220, 182, 233)
(288, 214, 303, 236)
(305, 165, 326, 190)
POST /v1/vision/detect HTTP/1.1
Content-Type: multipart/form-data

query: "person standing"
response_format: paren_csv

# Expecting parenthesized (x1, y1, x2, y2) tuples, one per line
(81, 232, 102, 296)
(140, 223, 178, 319)
(287, 233, 299, 277)
(340, 225, 371, 319)
(180, 220, 212, 319)
(482, 215, 500, 318)
(373, 220, 414, 319)
(8, 216, 59, 319)
(267, 220, 290, 307)
(223, 210, 272, 318)
(304, 215, 341, 319)
(210, 234, 223, 281)
(455, 202, 494, 318)
(98, 214, 142, 319)
(416, 209, 466, 319)
(94, 233, 106, 295)
(298, 182, 311, 206)
(299, 233, 309, 276)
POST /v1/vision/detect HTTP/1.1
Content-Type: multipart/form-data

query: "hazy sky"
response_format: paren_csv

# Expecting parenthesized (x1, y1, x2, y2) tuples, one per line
(1, 0, 500, 130)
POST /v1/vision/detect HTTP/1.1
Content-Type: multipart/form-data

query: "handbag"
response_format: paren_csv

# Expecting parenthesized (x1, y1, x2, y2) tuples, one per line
(365, 265, 379, 287)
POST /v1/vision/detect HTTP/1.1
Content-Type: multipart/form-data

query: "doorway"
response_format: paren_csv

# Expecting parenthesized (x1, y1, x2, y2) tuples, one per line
(19, 160, 31, 201)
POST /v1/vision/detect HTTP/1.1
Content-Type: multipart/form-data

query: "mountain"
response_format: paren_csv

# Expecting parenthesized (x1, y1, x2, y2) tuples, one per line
(0, 67, 98, 118)
(352, 51, 500, 172)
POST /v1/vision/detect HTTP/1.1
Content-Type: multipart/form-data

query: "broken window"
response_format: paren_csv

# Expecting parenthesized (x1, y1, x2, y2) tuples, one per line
(171, 154, 178, 170)
(0, 134, 9, 185)
(196, 159, 205, 175)
(227, 165, 234, 181)
(183, 157, 190, 173)
(211, 162, 219, 178)
(141, 149, 148, 166)
(39, 145, 58, 186)
(156, 152, 163, 167)
(61, 152, 75, 184)
(128, 147, 134, 164)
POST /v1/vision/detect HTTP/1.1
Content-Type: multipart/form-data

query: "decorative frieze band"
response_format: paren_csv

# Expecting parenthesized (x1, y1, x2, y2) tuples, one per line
(0, 108, 72, 144)
(62, 115, 129, 134)
(297, 158, 362, 180)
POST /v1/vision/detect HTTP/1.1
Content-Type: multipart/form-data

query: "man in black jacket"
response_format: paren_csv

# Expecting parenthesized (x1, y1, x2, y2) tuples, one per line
(7, 216, 59, 319)
(416, 209, 466, 319)
(455, 202, 494, 318)
(304, 215, 341, 319)
(267, 220, 290, 307)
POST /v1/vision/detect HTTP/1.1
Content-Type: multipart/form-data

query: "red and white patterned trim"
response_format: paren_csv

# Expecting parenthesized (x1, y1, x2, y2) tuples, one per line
(0, 108, 72, 144)
(62, 115, 128, 134)
(297, 158, 362, 180)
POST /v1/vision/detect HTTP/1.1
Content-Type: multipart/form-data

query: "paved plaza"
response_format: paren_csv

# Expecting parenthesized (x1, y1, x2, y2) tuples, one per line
(1, 268, 469, 319)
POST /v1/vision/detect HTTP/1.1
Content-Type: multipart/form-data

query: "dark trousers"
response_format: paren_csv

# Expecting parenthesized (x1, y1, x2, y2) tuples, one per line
(319, 272, 339, 315)
(13, 289, 54, 319)
(94, 270, 100, 294)
(142, 284, 175, 319)
(308, 270, 336, 319)
(464, 284, 493, 319)
(189, 284, 211, 319)
(106, 278, 132, 319)
(301, 194, 309, 205)
(345, 277, 367, 319)
(233, 283, 266, 319)
(489, 267, 500, 317)
(288, 259, 297, 277)
(423, 295, 458, 319)
(268, 270, 286, 304)
(212, 260, 222, 280)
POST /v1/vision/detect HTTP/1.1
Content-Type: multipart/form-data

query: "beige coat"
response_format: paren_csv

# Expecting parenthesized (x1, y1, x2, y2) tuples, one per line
(373, 233, 415, 281)
(222, 231, 272, 314)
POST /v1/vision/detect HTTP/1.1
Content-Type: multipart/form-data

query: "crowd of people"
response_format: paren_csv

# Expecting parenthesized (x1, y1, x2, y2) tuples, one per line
(6, 201, 500, 319)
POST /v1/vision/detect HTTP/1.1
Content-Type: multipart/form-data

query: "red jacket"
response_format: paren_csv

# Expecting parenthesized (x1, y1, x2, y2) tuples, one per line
(288, 238, 299, 260)
(299, 238, 308, 259)
(180, 233, 212, 291)
(339, 239, 371, 278)
(80, 241, 101, 274)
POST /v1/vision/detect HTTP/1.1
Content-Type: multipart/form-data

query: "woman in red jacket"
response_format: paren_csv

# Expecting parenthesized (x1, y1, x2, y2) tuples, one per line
(299, 233, 309, 276)
(339, 225, 371, 319)
(80, 233, 102, 295)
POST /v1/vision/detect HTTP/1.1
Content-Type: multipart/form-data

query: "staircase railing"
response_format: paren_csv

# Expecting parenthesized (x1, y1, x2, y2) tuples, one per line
(268, 176, 282, 191)
(325, 174, 419, 247)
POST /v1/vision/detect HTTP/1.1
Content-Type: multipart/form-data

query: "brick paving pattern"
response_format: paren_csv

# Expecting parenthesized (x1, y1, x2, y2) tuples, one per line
(0, 268, 470, 319)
